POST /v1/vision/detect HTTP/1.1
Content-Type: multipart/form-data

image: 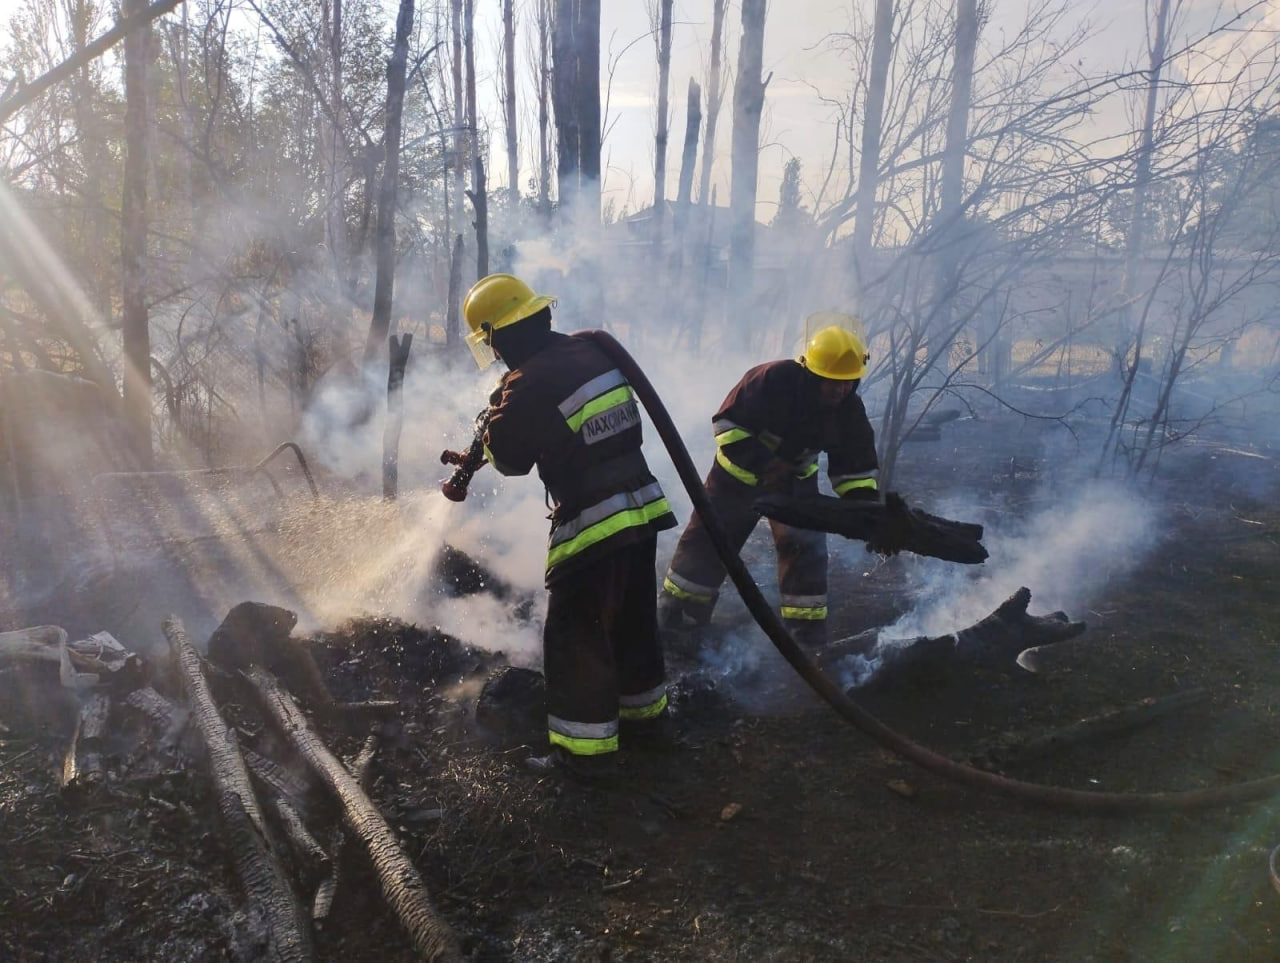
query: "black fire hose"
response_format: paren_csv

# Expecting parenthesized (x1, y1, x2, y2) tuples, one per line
(583, 328, 1280, 813)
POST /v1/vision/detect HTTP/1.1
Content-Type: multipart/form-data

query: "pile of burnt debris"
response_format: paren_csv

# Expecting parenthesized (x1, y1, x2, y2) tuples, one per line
(1, 533, 1201, 960)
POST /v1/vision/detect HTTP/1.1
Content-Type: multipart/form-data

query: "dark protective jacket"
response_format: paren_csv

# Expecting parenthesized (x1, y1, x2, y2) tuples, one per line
(711, 359, 879, 496)
(483, 331, 677, 586)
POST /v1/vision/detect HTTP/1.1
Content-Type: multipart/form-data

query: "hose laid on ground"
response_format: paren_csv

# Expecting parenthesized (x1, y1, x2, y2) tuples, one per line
(584, 329, 1280, 813)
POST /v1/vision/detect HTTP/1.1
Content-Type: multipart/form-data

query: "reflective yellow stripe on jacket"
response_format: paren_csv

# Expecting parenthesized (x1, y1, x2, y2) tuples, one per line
(547, 483, 672, 571)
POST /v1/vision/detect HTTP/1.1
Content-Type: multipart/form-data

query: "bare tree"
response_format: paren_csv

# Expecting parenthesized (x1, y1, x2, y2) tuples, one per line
(850, 0, 894, 296)
(727, 0, 768, 327)
(502, 0, 519, 206)
(651, 0, 674, 243)
(122, 0, 153, 465)
(535, 0, 553, 215)
(674, 77, 702, 238)
(696, 0, 727, 206)
(364, 0, 415, 364)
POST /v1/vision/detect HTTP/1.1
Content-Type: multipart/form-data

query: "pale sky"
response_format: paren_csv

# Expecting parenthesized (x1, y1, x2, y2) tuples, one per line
(469, 0, 1273, 219)
(3, 0, 1275, 218)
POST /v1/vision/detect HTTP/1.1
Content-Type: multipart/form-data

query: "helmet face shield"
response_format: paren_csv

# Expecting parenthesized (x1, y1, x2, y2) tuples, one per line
(466, 325, 496, 370)
(800, 312, 869, 381)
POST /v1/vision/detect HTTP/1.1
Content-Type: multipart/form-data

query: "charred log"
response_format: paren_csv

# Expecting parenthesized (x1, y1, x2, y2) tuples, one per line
(121, 685, 187, 746)
(313, 732, 378, 923)
(820, 587, 1086, 687)
(271, 795, 331, 888)
(62, 692, 110, 791)
(755, 491, 987, 563)
(973, 689, 1209, 769)
(164, 617, 314, 962)
(246, 666, 458, 960)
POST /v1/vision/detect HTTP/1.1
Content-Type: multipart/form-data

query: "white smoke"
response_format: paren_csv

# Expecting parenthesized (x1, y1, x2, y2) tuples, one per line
(882, 481, 1161, 643)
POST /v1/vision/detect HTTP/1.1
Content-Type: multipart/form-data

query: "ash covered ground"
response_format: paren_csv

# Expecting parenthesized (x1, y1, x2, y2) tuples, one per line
(4, 412, 1280, 961)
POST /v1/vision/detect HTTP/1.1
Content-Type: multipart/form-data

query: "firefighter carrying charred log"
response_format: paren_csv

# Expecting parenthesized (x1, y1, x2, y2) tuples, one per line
(660, 313, 884, 648)
(456, 273, 678, 780)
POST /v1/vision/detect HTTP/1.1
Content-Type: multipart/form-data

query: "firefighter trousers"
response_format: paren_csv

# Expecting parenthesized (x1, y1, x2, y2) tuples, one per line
(543, 537, 667, 756)
(662, 463, 829, 642)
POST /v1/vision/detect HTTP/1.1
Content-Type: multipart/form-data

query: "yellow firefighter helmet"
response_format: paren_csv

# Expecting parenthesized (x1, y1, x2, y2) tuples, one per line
(462, 273, 557, 369)
(799, 312, 869, 380)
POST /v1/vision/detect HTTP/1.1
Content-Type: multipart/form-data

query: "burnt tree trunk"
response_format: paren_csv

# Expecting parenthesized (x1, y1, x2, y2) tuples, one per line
(247, 667, 458, 961)
(673, 77, 701, 238)
(928, 0, 978, 365)
(536, 0, 552, 216)
(502, 0, 519, 206)
(552, 0, 580, 213)
(727, 0, 767, 329)
(652, 0, 674, 245)
(382, 333, 412, 500)
(850, 0, 893, 296)
(363, 0, 415, 365)
(446, 233, 464, 354)
(577, 0, 601, 219)
(164, 618, 313, 961)
(469, 157, 489, 278)
(122, 0, 152, 466)
(697, 0, 726, 206)
(450, 0, 466, 270)
(463, 0, 486, 278)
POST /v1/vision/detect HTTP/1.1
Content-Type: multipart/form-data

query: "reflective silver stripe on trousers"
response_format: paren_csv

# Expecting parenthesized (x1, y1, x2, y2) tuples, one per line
(558, 368, 628, 418)
(712, 417, 745, 435)
(780, 593, 827, 608)
(619, 684, 667, 708)
(549, 482, 666, 547)
(547, 715, 619, 739)
(664, 569, 720, 599)
(830, 469, 878, 485)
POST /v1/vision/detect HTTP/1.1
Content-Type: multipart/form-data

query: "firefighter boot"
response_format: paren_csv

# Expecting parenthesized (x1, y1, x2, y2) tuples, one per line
(658, 591, 713, 630)
(786, 620, 828, 651)
(620, 712, 683, 754)
(525, 747, 621, 784)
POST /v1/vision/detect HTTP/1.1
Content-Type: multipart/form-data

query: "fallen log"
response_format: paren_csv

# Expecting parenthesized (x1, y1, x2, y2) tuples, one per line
(164, 617, 314, 962)
(62, 692, 110, 791)
(243, 746, 316, 807)
(313, 732, 379, 923)
(975, 689, 1210, 769)
(271, 795, 331, 886)
(819, 587, 1086, 687)
(121, 686, 187, 746)
(754, 491, 987, 563)
(246, 666, 458, 961)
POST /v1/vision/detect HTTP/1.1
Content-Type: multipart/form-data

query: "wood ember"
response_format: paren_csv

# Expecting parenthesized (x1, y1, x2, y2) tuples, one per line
(821, 587, 1086, 686)
(62, 692, 110, 791)
(246, 666, 458, 960)
(164, 617, 314, 962)
(271, 795, 331, 887)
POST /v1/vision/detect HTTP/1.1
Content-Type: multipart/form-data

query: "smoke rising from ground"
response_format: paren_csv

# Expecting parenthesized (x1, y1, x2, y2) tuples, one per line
(881, 482, 1161, 644)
